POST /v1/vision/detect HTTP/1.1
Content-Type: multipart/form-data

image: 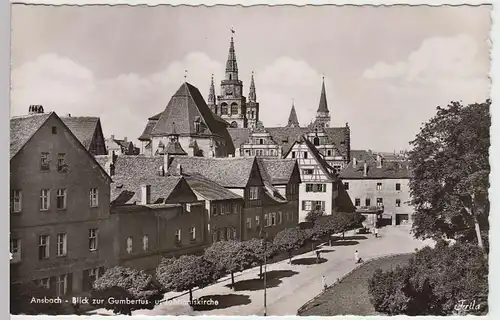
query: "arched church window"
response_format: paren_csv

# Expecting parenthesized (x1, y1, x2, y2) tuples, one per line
(230, 121, 238, 128)
(313, 137, 320, 146)
(229, 74, 232, 80)
(221, 103, 228, 115)
(231, 103, 239, 115)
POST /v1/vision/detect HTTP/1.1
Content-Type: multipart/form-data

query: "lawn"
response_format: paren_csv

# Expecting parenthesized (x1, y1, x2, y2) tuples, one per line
(297, 253, 414, 316)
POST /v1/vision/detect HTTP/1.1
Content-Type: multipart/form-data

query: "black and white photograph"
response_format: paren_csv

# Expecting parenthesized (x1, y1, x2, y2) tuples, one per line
(9, 3, 491, 317)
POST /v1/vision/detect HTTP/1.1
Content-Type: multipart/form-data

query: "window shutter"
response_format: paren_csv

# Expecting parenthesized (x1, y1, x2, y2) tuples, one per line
(67, 273, 73, 295)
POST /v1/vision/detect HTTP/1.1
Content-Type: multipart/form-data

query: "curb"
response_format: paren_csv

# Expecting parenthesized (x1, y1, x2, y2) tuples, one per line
(296, 252, 412, 315)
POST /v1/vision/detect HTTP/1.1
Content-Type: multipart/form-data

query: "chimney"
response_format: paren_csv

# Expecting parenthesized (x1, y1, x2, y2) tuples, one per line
(66, 113, 71, 118)
(124, 136, 128, 142)
(105, 161, 115, 176)
(353, 157, 357, 168)
(163, 154, 170, 173)
(158, 165, 165, 176)
(110, 134, 115, 140)
(363, 162, 368, 177)
(141, 184, 151, 205)
(376, 154, 382, 168)
(177, 164, 183, 176)
(29, 105, 44, 114)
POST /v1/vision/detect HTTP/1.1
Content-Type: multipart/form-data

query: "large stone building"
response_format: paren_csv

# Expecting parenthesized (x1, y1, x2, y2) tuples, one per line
(339, 153, 412, 227)
(138, 82, 235, 158)
(10, 106, 113, 297)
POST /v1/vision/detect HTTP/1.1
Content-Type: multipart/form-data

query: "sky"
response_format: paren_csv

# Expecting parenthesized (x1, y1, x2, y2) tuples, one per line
(10, 4, 491, 152)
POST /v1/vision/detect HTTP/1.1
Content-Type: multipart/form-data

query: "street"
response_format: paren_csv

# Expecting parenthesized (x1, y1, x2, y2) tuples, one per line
(90, 226, 434, 316)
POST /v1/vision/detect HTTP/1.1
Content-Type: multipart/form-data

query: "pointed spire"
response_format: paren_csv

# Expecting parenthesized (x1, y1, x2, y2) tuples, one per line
(286, 100, 300, 128)
(225, 30, 239, 81)
(249, 71, 256, 102)
(208, 74, 216, 105)
(317, 76, 329, 113)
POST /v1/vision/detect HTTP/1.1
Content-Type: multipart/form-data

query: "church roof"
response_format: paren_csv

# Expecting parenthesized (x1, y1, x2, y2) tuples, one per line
(226, 36, 238, 75)
(286, 103, 300, 127)
(317, 78, 329, 113)
(164, 140, 187, 155)
(248, 72, 257, 102)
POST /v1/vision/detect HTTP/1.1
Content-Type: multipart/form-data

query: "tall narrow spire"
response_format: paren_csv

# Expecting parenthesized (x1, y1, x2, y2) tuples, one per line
(317, 76, 329, 113)
(208, 74, 216, 106)
(248, 71, 256, 102)
(225, 31, 239, 81)
(286, 100, 300, 128)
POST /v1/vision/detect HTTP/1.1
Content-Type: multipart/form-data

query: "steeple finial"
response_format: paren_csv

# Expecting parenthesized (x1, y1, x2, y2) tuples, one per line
(286, 99, 300, 128)
(317, 76, 329, 113)
(184, 70, 188, 83)
(249, 71, 256, 102)
(225, 29, 238, 81)
(208, 73, 216, 106)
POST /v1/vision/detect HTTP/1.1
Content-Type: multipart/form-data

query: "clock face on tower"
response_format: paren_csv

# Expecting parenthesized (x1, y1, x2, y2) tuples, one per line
(225, 88, 233, 96)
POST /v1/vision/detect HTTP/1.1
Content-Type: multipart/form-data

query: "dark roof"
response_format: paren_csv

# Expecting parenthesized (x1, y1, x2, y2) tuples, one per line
(95, 155, 183, 204)
(150, 82, 227, 138)
(164, 140, 187, 155)
(339, 158, 411, 179)
(10, 113, 52, 159)
(317, 79, 329, 113)
(60, 116, 100, 150)
(138, 119, 158, 141)
(258, 158, 298, 185)
(350, 150, 375, 162)
(286, 103, 300, 127)
(255, 158, 288, 204)
(227, 126, 349, 158)
(168, 156, 259, 188)
(184, 173, 242, 201)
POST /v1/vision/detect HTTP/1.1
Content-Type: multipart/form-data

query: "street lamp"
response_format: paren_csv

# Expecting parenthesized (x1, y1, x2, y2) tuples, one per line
(259, 228, 268, 317)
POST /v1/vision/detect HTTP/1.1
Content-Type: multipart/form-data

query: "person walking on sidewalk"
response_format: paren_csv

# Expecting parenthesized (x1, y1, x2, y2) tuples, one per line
(374, 227, 379, 238)
(354, 250, 362, 264)
(322, 275, 327, 291)
(315, 249, 321, 263)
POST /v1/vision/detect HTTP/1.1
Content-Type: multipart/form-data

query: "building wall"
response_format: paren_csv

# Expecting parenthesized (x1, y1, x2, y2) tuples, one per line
(152, 135, 229, 158)
(111, 202, 207, 273)
(343, 178, 412, 225)
(298, 181, 336, 221)
(208, 199, 245, 243)
(10, 115, 113, 296)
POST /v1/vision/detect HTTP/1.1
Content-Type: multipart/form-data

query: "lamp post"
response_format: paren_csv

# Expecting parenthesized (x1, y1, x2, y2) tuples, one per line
(259, 228, 268, 317)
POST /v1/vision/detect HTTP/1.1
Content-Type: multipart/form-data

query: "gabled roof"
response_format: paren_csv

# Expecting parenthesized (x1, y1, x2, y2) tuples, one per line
(301, 136, 337, 181)
(95, 155, 184, 204)
(350, 149, 375, 162)
(339, 158, 411, 179)
(10, 112, 52, 159)
(184, 173, 242, 201)
(138, 119, 158, 141)
(168, 156, 261, 188)
(60, 116, 100, 150)
(286, 103, 300, 127)
(258, 158, 299, 185)
(164, 140, 187, 155)
(317, 78, 329, 113)
(255, 158, 289, 204)
(150, 82, 227, 138)
(11, 112, 111, 182)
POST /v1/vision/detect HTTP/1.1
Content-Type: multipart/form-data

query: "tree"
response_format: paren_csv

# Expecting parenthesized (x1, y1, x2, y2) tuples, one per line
(313, 215, 341, 245)
(91, 266, 163, 315)
(273, 228, 308, 263)
(156, 255, 218, 305)
(305, 207, 325, 223)
(204, 240, 255, 290)
(244, 238, 276, 279)
(408, 100, 490, 251)
(10, 282, 65, 315)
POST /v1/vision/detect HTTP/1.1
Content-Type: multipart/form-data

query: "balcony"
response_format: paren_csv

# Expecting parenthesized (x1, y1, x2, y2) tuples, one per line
(356, 205, 384, 214)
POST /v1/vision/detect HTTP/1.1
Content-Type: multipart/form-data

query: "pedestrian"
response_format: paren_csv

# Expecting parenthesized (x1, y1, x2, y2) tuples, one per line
(315, 249, 321, 263)
(354, 250, 361, 264)
(322, 275, 327, 291)
(374, 227, 379, 238)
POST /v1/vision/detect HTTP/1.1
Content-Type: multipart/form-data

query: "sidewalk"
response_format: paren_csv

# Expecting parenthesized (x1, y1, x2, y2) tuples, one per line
(90, 226, 433, 316)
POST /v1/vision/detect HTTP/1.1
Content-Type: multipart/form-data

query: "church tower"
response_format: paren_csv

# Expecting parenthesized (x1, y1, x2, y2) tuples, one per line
(286, 100, 300, 128)
(314, 77, 331, 128)
(246, 71, 259, 128)
(217, 32, 247, 128)
(207, 74, 217, 114)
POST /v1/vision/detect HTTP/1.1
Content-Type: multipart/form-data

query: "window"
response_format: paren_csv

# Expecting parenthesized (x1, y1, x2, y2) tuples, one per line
(312, 201, 326, 211)
(88, 267, 102, 289)
(396, 199, 401, 207)
(271, 212, 276, 226)
(212, 204, 218, 216)
(52, 126, 57, 134)
(10, 238, 21, 262)
(292, 151, 296, 158)
(38, 278, 50, 289)
(56, 188, 67, 210)
(255, 215, 260, 226)
(226, 227, 231, 240)
(56, 274, 68, 296)
(41, 152, 50, 171)
(377, 198, 383, 207)
(89, 229, 98, 251)
(327, 150, 332, 157)
(143, 235, 149, 251)
(396, 183, 401, 191)
(259, 138, 264, 145)
(56, 233, 67, 257)
(249, 187, 259, 200)
(175, 229, 181, 243)
(264, 213, 269, 227)
(304, 152, 308, 159)
(302, 201, 312, 211)
(221, 103, 228, 115)
(40, 189, 50, 211)
(277, 211, 282, 224)
(231, 103, 239, 115)
(232, 228, 237, 240)
(38, 235, 50, 260)
(11, 189, 22, 213)
(184, 203, 191, 212)
(313, 137, 320, 146)
(190, 226, 196, 241)
(89, 188, 99, 207)
(355, 198, 361, 206)
(256, 149, 263, 156)
(270, 149, 275, 156)
(365, 198, 371, 206)
(376, 182, 382, 191)
(232, 203, 239, 213)
(194, 122, 200, 133)
(305, 183, 327, 193)
(246, 217, 252, 229)
(212, 230, 218, 243)
(343, 182, 349, 190)
(302, 169, 314, 175)
(57, 153, 67, 172)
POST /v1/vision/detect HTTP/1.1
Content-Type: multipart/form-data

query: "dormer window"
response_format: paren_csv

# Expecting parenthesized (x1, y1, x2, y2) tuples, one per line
(313, 137, 320, 146)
